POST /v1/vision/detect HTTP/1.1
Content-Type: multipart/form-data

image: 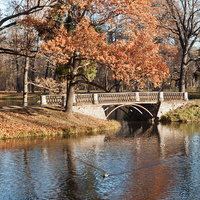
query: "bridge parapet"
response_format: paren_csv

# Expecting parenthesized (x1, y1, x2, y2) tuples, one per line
(40, 94, 64, 105)
(163, 92, 186, 101)
(98, 92, 137, 104)
(40, 92, 188, 106)
(75, 93, 93, 104)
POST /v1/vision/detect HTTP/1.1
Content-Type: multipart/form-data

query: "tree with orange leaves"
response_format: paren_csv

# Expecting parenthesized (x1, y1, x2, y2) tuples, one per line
(27, 0, 169, 113)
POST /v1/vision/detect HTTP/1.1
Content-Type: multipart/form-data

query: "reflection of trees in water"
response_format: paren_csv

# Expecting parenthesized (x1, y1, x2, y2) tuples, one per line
(22, 144, 79, 199)
(0, 138, 102, 199)
(128, 122, 157, 137)
(117, 121, 160, 139)
(21, 140, 80, 199)
(23, 148, 37, 199)
(58, 141, 101, 200)
(57, 143, 80, 200)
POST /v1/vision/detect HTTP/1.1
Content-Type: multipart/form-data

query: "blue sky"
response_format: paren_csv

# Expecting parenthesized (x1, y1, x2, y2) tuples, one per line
(0, 0, 6, 9)
(0, 0, 7, 13)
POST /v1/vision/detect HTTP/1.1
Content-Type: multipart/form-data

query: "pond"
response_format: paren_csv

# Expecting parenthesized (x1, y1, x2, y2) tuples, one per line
(0, 97, 39, 107)
(0, 101, 38, 107)
(0, 122, 200, 200)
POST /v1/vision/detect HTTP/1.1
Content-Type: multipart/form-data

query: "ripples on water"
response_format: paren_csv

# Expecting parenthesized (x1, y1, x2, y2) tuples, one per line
(0, 122, 200, 200)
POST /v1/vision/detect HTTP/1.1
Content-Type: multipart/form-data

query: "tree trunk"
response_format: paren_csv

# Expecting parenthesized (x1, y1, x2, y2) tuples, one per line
(16, 58, 21, 93)
(115, 78, 119, 92)
(31, 64, 35, 93)
(179, 54, 188, 92)
(65, 82, 75, 113)
(23, 56, 29, 107)
(105, 69, 108, 90)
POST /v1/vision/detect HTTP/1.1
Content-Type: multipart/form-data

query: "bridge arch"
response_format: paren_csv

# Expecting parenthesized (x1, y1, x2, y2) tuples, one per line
(106, 104, 154, 119)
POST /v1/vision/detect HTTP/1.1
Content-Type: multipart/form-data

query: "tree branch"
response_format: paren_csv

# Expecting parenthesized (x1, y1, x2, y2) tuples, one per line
(0, 47, 35, 58)
(28, 81, 56, 91)
(0, 0, 53, 31)
(186, 57, 200, 65)
(0, 22, 17, 31)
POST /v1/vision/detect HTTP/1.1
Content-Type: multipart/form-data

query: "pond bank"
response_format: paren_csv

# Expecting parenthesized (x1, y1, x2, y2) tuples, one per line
(0, 106, 121, 139)
(160, 100, 200, 123)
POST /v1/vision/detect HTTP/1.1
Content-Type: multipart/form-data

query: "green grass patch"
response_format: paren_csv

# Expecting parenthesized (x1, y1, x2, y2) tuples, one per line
(160, 100, 200, 123)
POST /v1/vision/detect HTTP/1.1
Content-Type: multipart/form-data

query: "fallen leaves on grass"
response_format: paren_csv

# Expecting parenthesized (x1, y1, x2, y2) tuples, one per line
(0, 107, 121, 139)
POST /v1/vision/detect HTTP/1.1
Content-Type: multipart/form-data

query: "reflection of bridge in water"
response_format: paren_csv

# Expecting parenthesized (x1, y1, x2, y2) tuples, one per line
(41, 92, 189, 120)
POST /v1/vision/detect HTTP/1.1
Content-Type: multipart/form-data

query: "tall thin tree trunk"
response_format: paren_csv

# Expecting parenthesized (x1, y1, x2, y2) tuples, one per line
(105, 69, 108, 91)
(31, 64, 35, 93)
(23, 56, 29, 107)
(23, 0, 30, 106)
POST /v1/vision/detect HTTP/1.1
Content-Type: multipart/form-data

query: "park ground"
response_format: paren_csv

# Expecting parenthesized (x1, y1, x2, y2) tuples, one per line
(0, 106, 121, 139)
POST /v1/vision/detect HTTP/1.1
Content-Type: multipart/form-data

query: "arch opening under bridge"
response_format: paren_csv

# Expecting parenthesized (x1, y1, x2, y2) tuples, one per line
(105, 103, 154, 120)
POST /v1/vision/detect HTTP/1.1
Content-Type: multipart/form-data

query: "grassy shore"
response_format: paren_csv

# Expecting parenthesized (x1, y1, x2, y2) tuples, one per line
(160, 100, 200, 123)
(0, 106, 121, 139)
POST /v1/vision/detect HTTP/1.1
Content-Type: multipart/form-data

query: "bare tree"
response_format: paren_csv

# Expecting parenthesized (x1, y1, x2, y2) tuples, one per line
(0, 0, 51, 31)
(159, 0, 200, 92)
(0, 0, 54, 106)
(0, 0, 53, 56)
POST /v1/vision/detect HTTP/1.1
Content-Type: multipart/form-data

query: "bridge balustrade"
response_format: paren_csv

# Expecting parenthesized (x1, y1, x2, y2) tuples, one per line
(163, 92, 185, 101)
(137, 92, 159, 102)
(98, 92, 136, 104)
(40, 92, 188, 106)
(75, 93, 93, 104)
(45, 95, 64, 105)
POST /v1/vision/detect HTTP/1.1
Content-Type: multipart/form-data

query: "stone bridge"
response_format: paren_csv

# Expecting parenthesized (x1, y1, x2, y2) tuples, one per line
(40, 92, 188, 120)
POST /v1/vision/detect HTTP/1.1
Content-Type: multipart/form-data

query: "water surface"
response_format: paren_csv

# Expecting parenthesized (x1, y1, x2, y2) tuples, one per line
(0, 122, 200, 199)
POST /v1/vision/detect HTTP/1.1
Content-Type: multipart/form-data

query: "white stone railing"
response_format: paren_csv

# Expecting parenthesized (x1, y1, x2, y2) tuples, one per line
(40, 92, 188, 106)
(40, 94, 65, 105)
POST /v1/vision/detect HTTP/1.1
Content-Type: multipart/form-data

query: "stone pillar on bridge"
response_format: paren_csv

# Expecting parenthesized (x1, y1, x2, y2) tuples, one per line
(159, 92, 164, 102)
(40, 95, 47, 105)
(73, 94, 76, 104)
(93, 94, 98, 104)
(135, 92, 140, 102)
(184, 92, 188, 101)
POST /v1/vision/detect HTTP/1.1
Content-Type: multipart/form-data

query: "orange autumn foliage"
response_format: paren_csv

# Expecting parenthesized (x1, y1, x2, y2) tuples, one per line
(26, 0, 170, 88)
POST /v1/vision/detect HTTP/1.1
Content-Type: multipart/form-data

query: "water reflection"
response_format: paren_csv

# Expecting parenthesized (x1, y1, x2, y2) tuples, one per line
(0, 123, 200, 199)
